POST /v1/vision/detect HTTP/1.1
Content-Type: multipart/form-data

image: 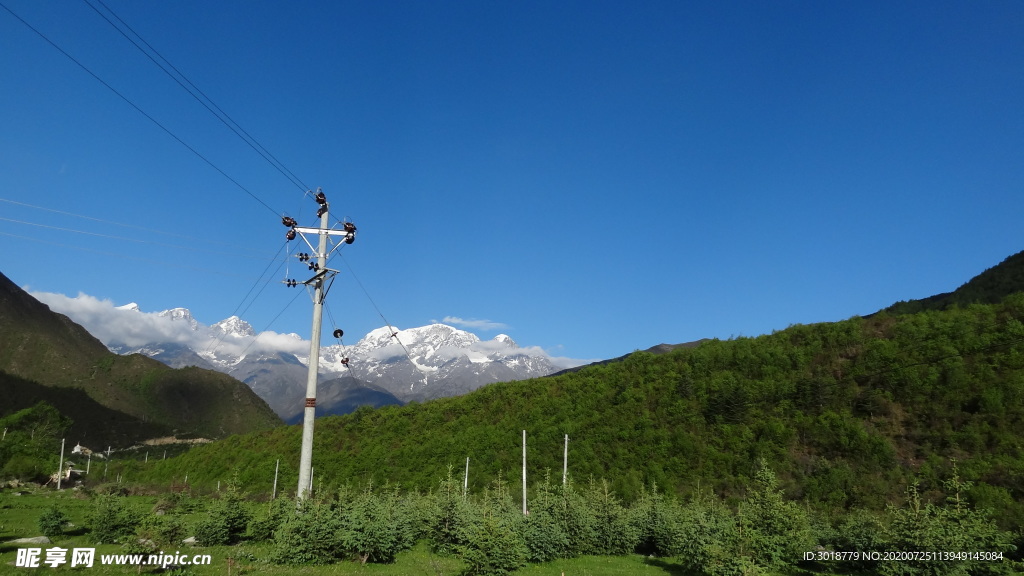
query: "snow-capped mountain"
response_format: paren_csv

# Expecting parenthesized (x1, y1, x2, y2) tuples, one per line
(106, 307, 560, 418)
(320, 324, 557, 401)
(212, 316, 256, 338)
(158, 307, 200, 330)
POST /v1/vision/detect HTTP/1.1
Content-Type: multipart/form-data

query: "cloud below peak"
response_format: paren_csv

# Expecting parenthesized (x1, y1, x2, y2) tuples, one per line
(28, 290, 305, 357)
(438, 316, 509, 331)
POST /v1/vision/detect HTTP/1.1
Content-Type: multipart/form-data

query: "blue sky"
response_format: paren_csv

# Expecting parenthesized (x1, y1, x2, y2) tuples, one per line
(1, 0, 1022, 363)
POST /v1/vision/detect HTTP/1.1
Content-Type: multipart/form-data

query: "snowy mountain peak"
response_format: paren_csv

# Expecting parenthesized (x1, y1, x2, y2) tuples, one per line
(157, 307, 199, 330)
(404, 323, 480, 348)
(313, 323, 557, 399)
(494, 334, 517, 348)
(117, 302, 140, 312)
(212, 315, 256, 338)
(362, 326, 401, 347)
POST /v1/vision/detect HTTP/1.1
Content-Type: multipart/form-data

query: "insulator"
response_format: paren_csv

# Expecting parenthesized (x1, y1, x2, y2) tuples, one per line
(297, 252, 309, 262)
(316, 205, 327, 218)
(285, 230, 296, 241)
(345, 232, 355, 245)
(286, 279, 297, 287)
(315, 190, 327, 205)
(333, 328, 344, 339)
(343, 222, 356, 233)
(282, 216, 297, 227)
(340, 358, 349, 366)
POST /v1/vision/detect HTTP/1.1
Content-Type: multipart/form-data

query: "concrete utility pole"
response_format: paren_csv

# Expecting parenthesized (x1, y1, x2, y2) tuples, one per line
(563, 434, 569, 486)
(272, 459, 280, 500)
(284, 189, 356, 502)
(522, 430, 527, 515)
(296, 205, 329, 501)
(56, 438, 65, 490)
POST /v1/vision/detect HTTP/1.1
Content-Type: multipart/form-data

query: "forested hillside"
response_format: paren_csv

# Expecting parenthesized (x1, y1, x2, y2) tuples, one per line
(885, 250, 1024, 314)
(127, 293, 1024, 530)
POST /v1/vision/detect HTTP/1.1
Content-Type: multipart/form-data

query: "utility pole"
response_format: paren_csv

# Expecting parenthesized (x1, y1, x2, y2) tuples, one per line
(282, 188, 356, 502)
(522, 430, 527, 515)
(563, 434, 569, 486)
(295, 204, 328, 502)
(56, 438, 65, 490)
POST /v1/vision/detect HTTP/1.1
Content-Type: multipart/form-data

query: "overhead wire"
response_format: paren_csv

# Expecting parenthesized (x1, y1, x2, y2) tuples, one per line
(3, 2, 422, 371)
(226, 283, 308, 361)
(0, 0, 281, 217)
(0, 214, 270, 260)
(324, 302, 354, 374)
(69, 0, 329, 336)
(200, 239, 302, 359)
(0, 230, 258, 279)
(81, 0, 310, 194)
(334, 251, 426, 373)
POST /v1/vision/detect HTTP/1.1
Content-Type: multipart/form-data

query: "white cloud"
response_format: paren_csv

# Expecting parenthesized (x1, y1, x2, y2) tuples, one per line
(439, 316, 509, 330)
(27, 290, 594, 370)
(29, 290, 307, 357)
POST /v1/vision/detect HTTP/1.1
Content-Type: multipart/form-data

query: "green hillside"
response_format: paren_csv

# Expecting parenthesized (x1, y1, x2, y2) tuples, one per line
(127, 292, 1024, 529)
(0, 371, 171, 448)
(0, 271, 282, 443)
(885, 250, 1024, 314)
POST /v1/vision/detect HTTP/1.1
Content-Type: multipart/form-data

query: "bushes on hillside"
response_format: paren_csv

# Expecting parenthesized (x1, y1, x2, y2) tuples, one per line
(194, 479, 250, 545)
(37, 504, 69, 539)
(88, 493, 141, 544)
(79, 460, 1019, 575)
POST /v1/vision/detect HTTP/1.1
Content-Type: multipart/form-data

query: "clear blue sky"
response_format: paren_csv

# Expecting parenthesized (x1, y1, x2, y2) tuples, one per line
(1, 0, 1022, 363)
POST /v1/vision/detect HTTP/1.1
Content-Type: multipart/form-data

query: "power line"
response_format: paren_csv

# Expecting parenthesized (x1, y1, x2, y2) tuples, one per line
(205, 252, 301, 359)
(0, 230, 257, 279)
(0, 213, 271, 260)
(0, 0, 281, 217)
(82, 0, 310, 194)
(335, 251, 425, 373)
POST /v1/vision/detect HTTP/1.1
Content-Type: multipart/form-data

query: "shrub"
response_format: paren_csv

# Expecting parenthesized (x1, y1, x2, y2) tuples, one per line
(89, 494, 141, 544)
(586, 478, 639, 556)
(426, 468, 475, 555)
(38, 504, 69, 539)
(341, 484, 417, 564)
(739, 461, 815, 571)
(521, 473, 568, 562)
(551, 480, 597, 557)
(676, 495, 748, 576)
(271, 494, 345, 565)
(629, 483, 684, 557)
(881, 467, 1018, 576)
(521, 507, 567, 563)
(460, 505, 527, 576)
(123, 514, 187, 557)
(827, 508, 886, 572)
(194, 480, 250, 545)
(246, 497, 291, 542)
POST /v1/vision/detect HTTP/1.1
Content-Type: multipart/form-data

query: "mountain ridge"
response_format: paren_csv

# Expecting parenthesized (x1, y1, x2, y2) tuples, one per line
(0, 271, 282, 444)
(101, 312, 561, 418)
(883, 250, 1024, 314)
